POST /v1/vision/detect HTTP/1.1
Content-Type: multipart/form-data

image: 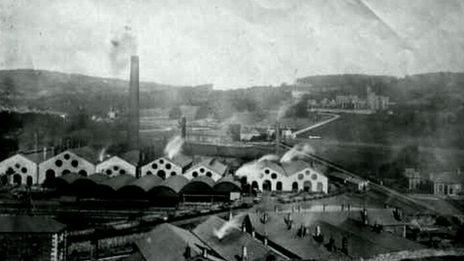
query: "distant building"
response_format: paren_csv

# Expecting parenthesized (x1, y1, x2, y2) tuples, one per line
(404, 168, 422, 191)
(329, 172, 369, 192)
(184, 158, 228, 182)
(0, 154, 39, 186)
(430, 171, 464, 196)
(96, 156, 136, 177)
(236, 160, 328, 193)
(141, 155, 193, 179)
(38, 149, 96, 184)
(0, 216, 67, 261)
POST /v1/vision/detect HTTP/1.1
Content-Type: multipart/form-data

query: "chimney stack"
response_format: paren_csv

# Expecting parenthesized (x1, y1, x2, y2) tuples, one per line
(275, 121, 280, 154)
(128, 55, 140, 150)
(181, 116, 187, 139)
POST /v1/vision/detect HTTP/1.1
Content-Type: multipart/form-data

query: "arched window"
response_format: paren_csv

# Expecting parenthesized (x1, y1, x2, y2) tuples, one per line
(304, 181, 312, 192)
(46, 169, 56, 180)
(263, 180, 272, 191)
(13, 174, 22, 185)
(276, 181, 283, 191)
(26, 176, 33, 186)
(292, 182, 299, 191)
(171, 171, 177, 176)
(79, 170, 88, 177)
(251, 181, 259, 191)
(317, 182, 324, 192)
(157, 170, 166, 179)
(146, 171, 153, 175)
(62, 169, 70, 175)
(1, 175, 8, 185)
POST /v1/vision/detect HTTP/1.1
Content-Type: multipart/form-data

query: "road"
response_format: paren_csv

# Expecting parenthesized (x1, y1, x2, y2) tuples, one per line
(292, 113, 340, 136)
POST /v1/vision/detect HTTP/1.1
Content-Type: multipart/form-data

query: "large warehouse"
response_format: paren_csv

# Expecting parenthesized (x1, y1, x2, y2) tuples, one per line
(236, 160, 328, 193)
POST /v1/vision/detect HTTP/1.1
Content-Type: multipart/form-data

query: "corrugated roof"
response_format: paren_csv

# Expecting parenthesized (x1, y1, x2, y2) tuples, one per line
(158, 175, 189, 194)
(127, 175, 163, 192)
(100, 174, 137, 191)
(135, 223, 209, 261)
(193, 216, 279, 261)
(0, 216, 66, 233)
(430, 172, 464, 184)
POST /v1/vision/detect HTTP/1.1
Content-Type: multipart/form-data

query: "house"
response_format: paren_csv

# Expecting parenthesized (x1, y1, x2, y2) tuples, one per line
(430, 171, 464, 196)
(38, 149, 96, 185)
(141, 155, 193, 179)
(0, 216, 67, 261)
(0, 154, 39, 186)
(184, 158, 228, 181)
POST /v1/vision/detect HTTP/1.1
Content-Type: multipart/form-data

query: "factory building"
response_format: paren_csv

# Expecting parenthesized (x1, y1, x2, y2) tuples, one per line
(236, 160, 328, 193)
(118, 175, 163, 199)
(96, 156, 136, 177)
(149, 175, 189, 205)
(38, 150, 96, 185)
(0, 153, 39, 186)
(0, 216, 67, 261)
(184, 158, 228, 181)
(96, 174, 137, 198)
(141, 155, 193, 179)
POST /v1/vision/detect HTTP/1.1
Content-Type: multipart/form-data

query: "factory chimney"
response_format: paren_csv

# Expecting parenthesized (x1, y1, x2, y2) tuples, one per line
(128, 55, 140, 149)
(181, 116, 187, 139)
(275, 121, 281, 154)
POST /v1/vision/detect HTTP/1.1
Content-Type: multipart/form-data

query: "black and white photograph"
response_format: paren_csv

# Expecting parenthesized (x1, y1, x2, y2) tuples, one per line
(1, 0, 464, 260)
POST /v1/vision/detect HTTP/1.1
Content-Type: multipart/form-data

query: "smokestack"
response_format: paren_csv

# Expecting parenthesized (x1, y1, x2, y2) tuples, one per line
(181, 116, 187, 139)
(128, 55, 140, 149)
(275, 121, 280, 154)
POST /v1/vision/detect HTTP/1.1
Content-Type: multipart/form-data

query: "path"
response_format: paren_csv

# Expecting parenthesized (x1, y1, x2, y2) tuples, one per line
(292, 113, 340, 136)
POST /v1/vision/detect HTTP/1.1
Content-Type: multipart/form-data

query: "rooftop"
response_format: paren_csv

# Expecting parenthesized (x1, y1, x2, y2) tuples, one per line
(430, 172, 464, 184)
(0, 216, 66, 233)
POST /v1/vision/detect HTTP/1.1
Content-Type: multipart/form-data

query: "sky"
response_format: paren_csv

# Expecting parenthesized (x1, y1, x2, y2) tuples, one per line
(1, 0, 464, 89)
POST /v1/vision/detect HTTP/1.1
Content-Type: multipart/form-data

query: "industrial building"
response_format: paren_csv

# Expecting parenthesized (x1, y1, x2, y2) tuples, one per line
(0, 153, 38, 186)
(183, 158, 228, 181)
(96, 155, 137, 177)
(236, 160, 328, 193)
(141, 155, 193, 179)
(0, 216, 67, 261)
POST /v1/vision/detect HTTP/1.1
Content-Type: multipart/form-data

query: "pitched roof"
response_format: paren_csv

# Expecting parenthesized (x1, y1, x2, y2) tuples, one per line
(0, 216, 66, 233)
(430, 172, 464, 184)
(21, 152, 48, 164)
(257, 160, 285, 175)
(349, 209, 403, 226)
(120, 150, 140, 166)
(280, 161, 312, 177)
(193, 215, 279, 261)
(135, 223, 209, 261)
(192, 158, 228, 175)
(214, 176, 241, 190)
(69, 147, 100, 164)
(167, 154, 193, 168)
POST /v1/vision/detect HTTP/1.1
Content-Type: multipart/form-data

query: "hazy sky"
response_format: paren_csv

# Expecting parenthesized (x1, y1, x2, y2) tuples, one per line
(1, 0, 464, 89)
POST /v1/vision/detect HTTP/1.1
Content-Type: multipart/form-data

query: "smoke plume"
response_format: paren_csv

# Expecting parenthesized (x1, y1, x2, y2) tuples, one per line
(280, 143, 315, 163)
(236, 161, 261, 177)
(109, 25, 138, 76)
(213, 214, 244, 240)
(164, 136, 184, 159)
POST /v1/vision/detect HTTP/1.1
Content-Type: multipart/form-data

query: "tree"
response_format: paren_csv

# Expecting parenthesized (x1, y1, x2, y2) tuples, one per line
(169, 106, 182, 119)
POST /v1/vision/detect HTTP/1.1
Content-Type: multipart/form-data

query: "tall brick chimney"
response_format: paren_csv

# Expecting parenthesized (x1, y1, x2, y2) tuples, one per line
(128, 55, 140, 149)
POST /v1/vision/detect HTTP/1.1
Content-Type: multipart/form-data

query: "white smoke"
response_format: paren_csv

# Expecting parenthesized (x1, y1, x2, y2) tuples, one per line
(164, 136, 184, 159)
(280, 143, 315, 163)
(236, 162, 261, 177)
(98, 147, 106, 162)
(214, 214, 244, 240)
(258, 154, 280, 162)
(276, 103, 292, 121)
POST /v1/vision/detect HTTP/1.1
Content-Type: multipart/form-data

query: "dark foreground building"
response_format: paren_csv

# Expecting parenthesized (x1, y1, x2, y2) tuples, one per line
(0, 216, 67, 261)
